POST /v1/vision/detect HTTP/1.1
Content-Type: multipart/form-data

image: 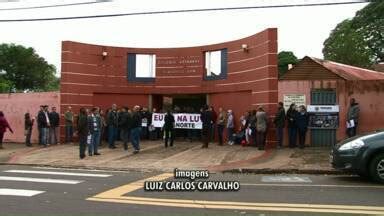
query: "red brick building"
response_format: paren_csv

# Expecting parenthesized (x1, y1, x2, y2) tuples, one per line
(60, 28, 278, 145)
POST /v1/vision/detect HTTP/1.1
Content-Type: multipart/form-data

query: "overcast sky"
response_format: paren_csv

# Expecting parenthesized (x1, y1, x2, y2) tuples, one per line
(0, 0, 368, 76)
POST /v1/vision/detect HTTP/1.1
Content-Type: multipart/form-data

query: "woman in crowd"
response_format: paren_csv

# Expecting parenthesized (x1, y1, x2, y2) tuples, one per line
(24, 112, 34, 147)
(0, 111, 13, 149)
(286, 103, 298, 148)
(295, 105, 309, 149)
(256, 106, 268, 150)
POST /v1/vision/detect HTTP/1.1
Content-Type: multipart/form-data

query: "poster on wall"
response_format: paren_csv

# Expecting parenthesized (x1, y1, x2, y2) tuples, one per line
(151, 113, 202, 129)
(283, 94, 306, 110)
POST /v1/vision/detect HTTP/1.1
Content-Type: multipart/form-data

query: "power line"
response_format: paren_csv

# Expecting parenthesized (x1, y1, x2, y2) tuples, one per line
(0, 0, 111, 11)
(0, 1, 370, 22)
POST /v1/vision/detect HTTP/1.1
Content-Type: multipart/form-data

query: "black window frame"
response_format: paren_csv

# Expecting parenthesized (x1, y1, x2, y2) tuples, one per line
(127, 53, 156, 82)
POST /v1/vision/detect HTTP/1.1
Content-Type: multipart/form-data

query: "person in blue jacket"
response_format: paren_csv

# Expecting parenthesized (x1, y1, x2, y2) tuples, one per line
(295, 105, 309, 149)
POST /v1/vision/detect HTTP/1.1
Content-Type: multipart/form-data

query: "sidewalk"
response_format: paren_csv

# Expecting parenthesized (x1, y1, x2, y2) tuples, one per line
(0, 141, 336, 173)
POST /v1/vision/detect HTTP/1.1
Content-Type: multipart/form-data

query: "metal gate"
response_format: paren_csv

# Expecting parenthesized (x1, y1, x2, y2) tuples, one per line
(310, 89, 337, 147)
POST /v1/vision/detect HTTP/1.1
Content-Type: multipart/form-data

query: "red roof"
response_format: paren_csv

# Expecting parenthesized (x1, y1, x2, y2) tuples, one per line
(310, 57, 384, 80)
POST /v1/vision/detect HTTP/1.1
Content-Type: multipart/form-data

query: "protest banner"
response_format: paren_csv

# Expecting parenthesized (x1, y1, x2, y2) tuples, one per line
(151, 113, 202, 129)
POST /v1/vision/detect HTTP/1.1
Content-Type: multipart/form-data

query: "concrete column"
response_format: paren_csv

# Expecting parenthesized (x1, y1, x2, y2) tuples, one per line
(148, 94, 153, 110)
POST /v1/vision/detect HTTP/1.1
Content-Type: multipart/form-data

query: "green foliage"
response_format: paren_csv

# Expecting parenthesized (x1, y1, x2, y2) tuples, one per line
(323, 1, 384, 68)
(278, 51, 299, 78)
(323, 20, 373, 68)
(0, 43, 58, 93)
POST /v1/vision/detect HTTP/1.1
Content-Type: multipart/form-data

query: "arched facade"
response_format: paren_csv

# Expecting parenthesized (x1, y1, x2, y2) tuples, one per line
(60, 28, 278, 145)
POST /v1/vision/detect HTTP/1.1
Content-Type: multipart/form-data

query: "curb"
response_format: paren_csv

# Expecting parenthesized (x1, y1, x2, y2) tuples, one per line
(222, 168, 346, 175)
(0, 162, 345, 175)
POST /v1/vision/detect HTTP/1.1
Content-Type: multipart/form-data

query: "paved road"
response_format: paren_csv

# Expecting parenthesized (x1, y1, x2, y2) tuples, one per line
(0, 165, 383, 216)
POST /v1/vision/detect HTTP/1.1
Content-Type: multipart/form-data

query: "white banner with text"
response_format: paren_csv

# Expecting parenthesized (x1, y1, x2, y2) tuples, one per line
(151, 113, 202, 129)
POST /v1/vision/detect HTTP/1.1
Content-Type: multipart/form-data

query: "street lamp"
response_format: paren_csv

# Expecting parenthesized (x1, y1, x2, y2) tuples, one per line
(0, 69, 6, 75)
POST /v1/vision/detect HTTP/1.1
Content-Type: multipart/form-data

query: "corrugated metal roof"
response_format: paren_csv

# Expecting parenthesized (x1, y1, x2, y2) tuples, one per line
(310, 57, 384, 80)
(374, 63, 384, 72)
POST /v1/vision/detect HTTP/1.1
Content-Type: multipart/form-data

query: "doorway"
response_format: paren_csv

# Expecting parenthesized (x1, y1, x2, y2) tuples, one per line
(152, 94, 207, 113)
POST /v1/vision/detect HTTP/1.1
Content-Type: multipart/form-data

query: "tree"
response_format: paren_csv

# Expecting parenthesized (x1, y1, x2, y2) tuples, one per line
(278, 51, 299, 78)
(323, 1, 384, 68)
(0, 43, 58, 93)
(323, 20, 373, 68)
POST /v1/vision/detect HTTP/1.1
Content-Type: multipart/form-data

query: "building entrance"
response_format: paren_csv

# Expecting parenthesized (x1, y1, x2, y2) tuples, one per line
(152, 94, 207, 113)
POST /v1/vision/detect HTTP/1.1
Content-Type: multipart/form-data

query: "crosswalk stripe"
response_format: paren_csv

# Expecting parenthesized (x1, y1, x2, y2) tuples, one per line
(0, 189, 45, 197)
(0, 176, 83, 184)
(4, 170, 112, 177)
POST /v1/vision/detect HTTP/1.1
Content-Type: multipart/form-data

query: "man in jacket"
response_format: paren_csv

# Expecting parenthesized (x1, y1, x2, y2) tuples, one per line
(200, 105, 212, 148)
(130, 105, 142, 154)
(163, 110, 175, 148)
(287, 103, 298, 148)
(48, 106, 60, 145)
(295, 105, 309, 149)
(273, 102, 286, 148)
(37, 105, 44, 145)
(107, 104, 118, 149)
(118, 107, 131, 151)
(347, 98, 360, 137)
(77, 108, 88, 159)
(38, 105, 50, 147)
(64, 106, 74, 143)
(88, 107, 102, 156)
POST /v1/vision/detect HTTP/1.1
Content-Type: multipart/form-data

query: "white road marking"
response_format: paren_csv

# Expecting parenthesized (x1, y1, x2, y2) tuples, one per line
(0, 189, 45, 197)
(241, 183, 384, 189)
(32, 166, 128, 173)
(261, 176, 312, 183)
(4, 170, 112, 177)
(0, 176, 83, 184)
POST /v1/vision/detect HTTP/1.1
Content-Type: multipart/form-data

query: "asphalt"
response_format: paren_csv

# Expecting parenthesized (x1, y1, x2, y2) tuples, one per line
(0, 164, 383, 216)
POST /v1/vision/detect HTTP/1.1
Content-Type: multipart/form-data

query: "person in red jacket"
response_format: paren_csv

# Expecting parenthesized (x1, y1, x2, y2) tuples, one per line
(0, 111, 13, 149)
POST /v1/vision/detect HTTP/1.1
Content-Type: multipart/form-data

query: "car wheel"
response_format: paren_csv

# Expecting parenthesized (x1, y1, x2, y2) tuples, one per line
(369, 153, 384, 184)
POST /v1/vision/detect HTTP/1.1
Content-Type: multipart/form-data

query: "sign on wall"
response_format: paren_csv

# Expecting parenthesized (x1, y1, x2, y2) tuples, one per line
(283, 94, 306, 110)
(151, 113, 202, 129)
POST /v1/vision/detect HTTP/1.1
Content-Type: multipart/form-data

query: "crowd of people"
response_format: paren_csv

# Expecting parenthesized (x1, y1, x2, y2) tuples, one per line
(0, 98, 360, 158)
